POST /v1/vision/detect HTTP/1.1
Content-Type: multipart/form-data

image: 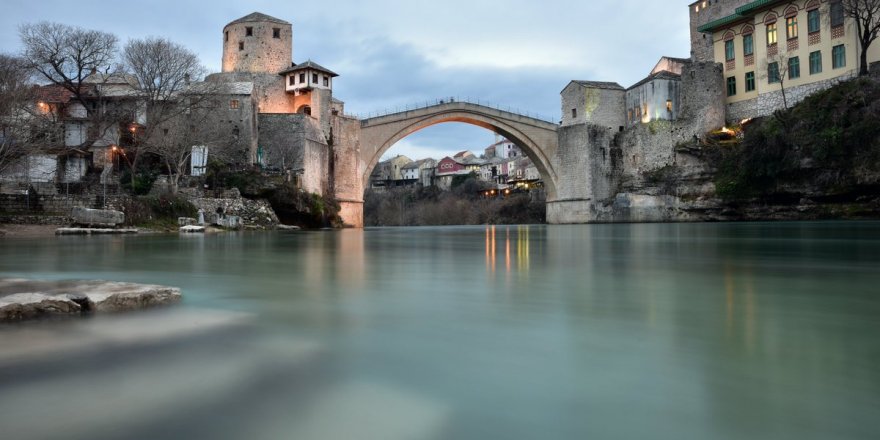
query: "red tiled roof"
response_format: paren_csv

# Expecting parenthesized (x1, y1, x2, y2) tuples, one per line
(34, 85, 75, 104)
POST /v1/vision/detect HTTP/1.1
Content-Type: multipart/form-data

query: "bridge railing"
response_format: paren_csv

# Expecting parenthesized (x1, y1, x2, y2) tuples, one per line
(353, 97, 557, 124)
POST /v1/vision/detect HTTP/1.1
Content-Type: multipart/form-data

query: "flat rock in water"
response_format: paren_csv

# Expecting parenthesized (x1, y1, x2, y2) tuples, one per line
(277, 224, 301, 231)
(56, 228, 139, 235)
(179, 225, 206, 233)
(0, 278, 182, 322)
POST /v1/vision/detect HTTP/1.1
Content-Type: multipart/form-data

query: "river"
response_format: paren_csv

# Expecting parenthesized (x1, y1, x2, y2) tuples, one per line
(1, 222, 879, 439)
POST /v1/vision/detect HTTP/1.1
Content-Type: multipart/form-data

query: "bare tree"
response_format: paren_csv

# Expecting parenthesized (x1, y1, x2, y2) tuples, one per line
(0, 53, 61, 181)
(763, 52, 792, 110)
(19, 22, 131, 162)
(19, 22, 118, 104)
(843, 0, 880, 76)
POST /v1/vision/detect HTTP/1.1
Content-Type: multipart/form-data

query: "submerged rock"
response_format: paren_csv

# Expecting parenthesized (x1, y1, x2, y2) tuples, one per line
(0, 278, 181, 322)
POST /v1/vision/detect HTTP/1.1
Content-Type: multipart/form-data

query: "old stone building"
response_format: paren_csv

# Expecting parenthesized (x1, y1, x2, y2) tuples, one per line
(560, 81, 626, 132)
(204, 12, 343, 197)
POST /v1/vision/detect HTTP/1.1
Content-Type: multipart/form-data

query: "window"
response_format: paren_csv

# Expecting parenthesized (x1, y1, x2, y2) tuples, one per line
(743, 33, 754, 56)
(225, 31, 228, 42)
(810, 51, 823, 74)
(666, 99, 673, 112)
(572, 108, 577, 118)
(725, 40, 735, 61)
(273, 28, 280, 39)
(299, 73, 305, 83)
(808, 9, 820, 33)
(832, 44, 846, 68)
(312, 73, 319, 83)
(767, 22, 778, 45)
(289, 76, 295, 86)
(789, 56, 801, 79)
(831, 1, 844, 27)
(323, 76, 329, 87)
(238, 42, 244, 51)
(768, 62, 780, 83)
(245, 27, 253, 37)
(786, 17, 798, 40)
(745, 71, 756, 92)
(727, 77, 737, 96)
(229, 100, 240, 110)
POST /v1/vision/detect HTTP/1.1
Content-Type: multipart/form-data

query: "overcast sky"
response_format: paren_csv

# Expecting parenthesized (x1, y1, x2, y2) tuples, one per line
(1, 0, 694, 161)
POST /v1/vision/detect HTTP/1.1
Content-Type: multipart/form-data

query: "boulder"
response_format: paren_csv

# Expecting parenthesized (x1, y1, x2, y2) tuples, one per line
(0, 278, 182, 322)
(179, 225, 205, 233)
(71, 207, 125, 228)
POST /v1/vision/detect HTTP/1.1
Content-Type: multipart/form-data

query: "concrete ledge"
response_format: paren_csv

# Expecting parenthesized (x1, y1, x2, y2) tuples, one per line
(56, 228, 139, 235)
(0, 278, 182, 322)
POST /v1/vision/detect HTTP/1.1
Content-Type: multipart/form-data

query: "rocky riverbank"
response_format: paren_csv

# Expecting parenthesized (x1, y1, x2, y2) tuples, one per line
(0, 278, 182, 322)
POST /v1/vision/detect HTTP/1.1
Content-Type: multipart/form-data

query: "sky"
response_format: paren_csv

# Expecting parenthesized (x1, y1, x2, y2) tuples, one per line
(1, 0, 695, 161)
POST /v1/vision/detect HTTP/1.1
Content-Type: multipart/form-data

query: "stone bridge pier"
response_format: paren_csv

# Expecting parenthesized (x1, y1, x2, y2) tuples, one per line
(330, 100, 604, 227)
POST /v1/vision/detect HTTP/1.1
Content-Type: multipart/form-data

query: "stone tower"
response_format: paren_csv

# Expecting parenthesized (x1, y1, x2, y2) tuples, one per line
(222, 12, 293, 74)
(689, 0, 751, 62)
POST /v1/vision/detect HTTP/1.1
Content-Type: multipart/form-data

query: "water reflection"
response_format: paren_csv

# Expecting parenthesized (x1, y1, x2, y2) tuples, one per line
(485, 225, 533, 279)
(1, 223, 879, 439)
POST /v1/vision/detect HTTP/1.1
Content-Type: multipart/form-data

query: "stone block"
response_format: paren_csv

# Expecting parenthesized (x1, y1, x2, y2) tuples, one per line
(178, 217, 197, 226)
(71, 207, 124, 227)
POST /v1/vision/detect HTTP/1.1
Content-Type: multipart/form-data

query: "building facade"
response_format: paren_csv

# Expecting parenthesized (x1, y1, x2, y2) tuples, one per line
(698, 0, 880, 121)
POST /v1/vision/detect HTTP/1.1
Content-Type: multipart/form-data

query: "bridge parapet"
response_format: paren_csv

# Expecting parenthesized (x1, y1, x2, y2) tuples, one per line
(359, 98, 557, 128)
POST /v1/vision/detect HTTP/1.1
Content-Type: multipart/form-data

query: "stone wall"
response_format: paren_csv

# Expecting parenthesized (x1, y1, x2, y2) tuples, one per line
(0, 194, 101, 215)
(257, 113, 329, 196)
(189, 197, 279, 227)
(331, 115, 364, 228)
(726, 71, 859, 122)
(547, 123, 613, 224)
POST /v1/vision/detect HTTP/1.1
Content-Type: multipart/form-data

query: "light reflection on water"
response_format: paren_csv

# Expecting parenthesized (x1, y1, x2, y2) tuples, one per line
(1, 222, 879, 439)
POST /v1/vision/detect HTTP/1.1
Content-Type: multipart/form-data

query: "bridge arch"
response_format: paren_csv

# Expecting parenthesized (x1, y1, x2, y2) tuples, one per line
(358, 102, 560, 200)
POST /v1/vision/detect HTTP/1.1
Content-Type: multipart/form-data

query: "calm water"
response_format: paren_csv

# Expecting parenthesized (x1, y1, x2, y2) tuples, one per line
(1, 223, 879, 439)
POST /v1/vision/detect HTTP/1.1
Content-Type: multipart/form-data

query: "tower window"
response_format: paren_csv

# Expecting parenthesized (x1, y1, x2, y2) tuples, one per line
(230, 100, 240, 110)
(245, 27, 253, 37)
(299, 73, 305, 83)
(238, 42, 244, 51)
(571, 108, 577, 118)
(323, 76, 329, 87)
(225, 31, 228, 42)
(313, 73, 319, 83)
(273, 28, 280, 39)
(289, 75, 295, 86)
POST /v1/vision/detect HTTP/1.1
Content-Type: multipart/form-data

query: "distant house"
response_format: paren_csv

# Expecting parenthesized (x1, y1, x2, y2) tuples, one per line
(400, 158, 435, 186)
(370, 154, 412, 189)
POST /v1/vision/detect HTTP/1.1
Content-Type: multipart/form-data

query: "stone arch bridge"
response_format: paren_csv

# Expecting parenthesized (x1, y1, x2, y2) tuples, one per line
(331, 100, 605, 227)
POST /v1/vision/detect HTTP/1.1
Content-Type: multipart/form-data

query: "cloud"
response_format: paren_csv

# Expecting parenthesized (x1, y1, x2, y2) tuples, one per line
(1, 0, 696, 162)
